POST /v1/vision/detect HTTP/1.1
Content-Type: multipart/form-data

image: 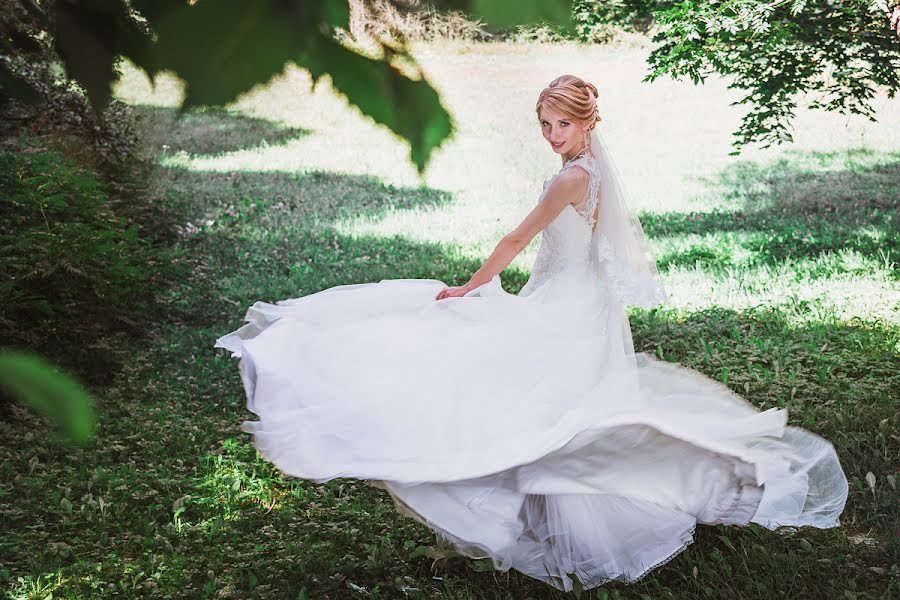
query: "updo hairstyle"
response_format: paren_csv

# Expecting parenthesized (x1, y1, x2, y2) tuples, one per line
(535, 75, 602, 130)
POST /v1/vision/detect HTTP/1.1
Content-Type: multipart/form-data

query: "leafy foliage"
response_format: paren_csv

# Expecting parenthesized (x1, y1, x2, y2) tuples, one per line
(1, 99, 896, 597)
(1, 0, 571, 173)
(0, 351, 95, 443)
(572, 0, 676, 35)
(0, 0, 145, 172)
(0, 0, 49, 101)
(638, 0, 900, 153)
(0, 142, 171, 380)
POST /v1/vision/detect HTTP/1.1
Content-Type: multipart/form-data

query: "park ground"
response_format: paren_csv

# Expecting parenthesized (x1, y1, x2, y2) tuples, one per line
(1, 40, 897, 598)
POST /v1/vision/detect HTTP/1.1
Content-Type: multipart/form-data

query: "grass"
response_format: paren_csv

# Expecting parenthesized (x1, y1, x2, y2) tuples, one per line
(1, 40, 898, 598)
(0, 140, 182, 383)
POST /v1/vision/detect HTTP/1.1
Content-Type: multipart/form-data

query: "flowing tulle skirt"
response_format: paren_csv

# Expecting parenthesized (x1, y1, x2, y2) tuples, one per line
(215, 275, 848, 591)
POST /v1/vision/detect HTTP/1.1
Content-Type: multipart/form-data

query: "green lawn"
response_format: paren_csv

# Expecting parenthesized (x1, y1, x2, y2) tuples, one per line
(1, 40, 897, 599)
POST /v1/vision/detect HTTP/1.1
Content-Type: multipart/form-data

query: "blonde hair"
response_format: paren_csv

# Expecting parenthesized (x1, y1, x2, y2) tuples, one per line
(535, 75, 601, 129)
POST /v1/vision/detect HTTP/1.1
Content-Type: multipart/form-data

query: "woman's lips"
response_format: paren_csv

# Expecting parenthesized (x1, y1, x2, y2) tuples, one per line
(552, 142, 564, 148)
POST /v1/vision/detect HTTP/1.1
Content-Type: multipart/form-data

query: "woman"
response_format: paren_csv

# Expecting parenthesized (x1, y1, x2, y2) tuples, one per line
(216, 75, 848, 591)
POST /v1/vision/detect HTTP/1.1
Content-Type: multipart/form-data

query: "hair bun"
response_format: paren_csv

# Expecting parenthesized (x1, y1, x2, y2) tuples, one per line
(537, 75, 603, 129)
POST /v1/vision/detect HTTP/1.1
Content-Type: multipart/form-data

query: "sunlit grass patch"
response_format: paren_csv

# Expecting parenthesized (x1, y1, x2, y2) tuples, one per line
(171, 437, 295, 537)
(5, 571, 67, 600)
(2, 41, 898, 600)
(699, 146, 900, 213)
(651, 234, 898, 324)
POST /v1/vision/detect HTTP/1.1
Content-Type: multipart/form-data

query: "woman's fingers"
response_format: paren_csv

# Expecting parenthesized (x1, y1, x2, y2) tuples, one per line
(436, 285, 467, 301)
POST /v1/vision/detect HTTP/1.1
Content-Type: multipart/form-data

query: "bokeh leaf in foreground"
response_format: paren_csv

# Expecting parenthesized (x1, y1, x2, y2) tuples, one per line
(0, 351, 96, 444)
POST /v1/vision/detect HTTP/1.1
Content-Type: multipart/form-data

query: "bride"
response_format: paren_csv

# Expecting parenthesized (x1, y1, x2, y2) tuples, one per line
(216, 75, 848, 591)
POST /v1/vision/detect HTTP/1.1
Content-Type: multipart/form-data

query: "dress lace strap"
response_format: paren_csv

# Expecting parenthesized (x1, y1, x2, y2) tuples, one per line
(561, 157, 601, 231)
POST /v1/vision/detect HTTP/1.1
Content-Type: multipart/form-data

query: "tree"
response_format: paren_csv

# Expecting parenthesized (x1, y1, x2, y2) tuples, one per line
(1, 0, 572, 174)
(0, 0, 572, 424)
(595, 0, 900, 153)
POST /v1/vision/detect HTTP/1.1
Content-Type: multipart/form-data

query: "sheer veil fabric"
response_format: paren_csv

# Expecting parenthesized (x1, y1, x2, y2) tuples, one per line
(587, 129, 666, 311)
(215, 129, 849, 591)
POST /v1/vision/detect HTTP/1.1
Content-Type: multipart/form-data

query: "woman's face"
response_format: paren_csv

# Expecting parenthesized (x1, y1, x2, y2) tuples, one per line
(539, 106, 585, 157)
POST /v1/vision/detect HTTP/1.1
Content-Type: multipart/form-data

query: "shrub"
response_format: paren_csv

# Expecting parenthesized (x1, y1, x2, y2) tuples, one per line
(0, 140, 166, 381)
(572, 0, 676, 41)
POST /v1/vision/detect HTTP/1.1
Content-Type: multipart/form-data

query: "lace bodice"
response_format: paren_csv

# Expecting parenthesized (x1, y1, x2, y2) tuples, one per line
(519, 155, 602, 297)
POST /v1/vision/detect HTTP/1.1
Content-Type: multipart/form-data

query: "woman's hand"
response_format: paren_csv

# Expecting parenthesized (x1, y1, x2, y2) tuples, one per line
(435, 284, 472, 301)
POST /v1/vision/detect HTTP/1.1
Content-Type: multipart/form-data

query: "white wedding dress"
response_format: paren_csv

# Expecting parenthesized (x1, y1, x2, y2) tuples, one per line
(216, 152, 848, 591)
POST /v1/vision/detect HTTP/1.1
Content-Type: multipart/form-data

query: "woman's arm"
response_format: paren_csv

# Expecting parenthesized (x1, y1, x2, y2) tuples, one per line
(436, 167, 589, 300)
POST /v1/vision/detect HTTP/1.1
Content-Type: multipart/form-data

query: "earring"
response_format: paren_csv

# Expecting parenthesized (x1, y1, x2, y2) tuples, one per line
(583, 130, 589, 152)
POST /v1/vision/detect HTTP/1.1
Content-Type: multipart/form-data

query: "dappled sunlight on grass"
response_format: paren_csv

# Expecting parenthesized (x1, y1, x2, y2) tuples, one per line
(115, 40, 900, 213)
(2, 41, 893, 600)
(700, 147, 900, 214)
(661, 252, 896, 324)
(113, 66, 184, 108)
(115, 47, 900, 283)
(5, 570, 67, 600)
(637, 146, 899, 323)
(178, 438, 289, 533)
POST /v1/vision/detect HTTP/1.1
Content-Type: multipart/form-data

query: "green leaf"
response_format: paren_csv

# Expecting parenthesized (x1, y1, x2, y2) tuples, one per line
(477, 0, 571, 29)
(717, 534, 736, 551)
(567, 572, 583, 598)
(471, 558, 494, 571)
(408, 545, 431, 559)
(53, 0, 157, 112)
(302, 33, 453, 174)
(100, 0, 467, 172)
(142, 0, 306, 109)
(322, 0, 350, 31)
(130, 0, 189, 25)
(0, 351, 95, 443)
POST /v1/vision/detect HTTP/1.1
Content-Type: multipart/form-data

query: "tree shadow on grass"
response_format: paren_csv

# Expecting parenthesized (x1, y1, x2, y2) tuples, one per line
(5, 127, 898, 598)
(130, 105, 311, 156)
(166, 302, 895, 600)
(141, 142, 899, 599)
(186, 224, 533, 326)
(110, 127, 900, 599)
(5, 293, 892, 599)
(158, 164, 454, 225)
(641, 148, 900, 272)
(150, 162, 530, 325)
